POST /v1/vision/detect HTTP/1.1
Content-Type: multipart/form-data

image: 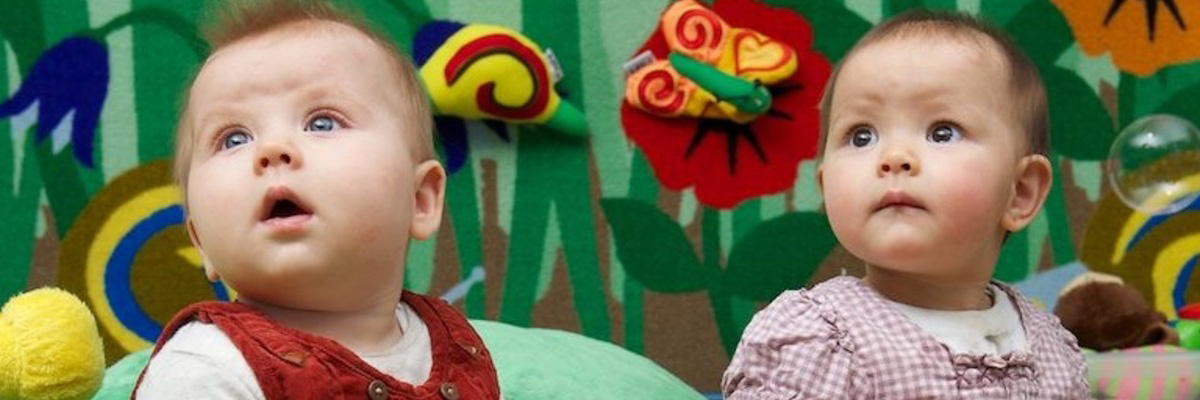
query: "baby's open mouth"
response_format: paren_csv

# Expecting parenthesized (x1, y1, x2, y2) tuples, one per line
(267, 199, 310, 219)
(261, 187, 313, 222)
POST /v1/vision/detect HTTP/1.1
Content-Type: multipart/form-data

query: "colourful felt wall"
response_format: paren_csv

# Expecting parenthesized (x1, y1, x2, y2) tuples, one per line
(3, 0, 1199, 392)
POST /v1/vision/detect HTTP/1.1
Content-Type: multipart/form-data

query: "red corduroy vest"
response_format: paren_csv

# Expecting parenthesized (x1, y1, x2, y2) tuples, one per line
(134, 291, 500, 399)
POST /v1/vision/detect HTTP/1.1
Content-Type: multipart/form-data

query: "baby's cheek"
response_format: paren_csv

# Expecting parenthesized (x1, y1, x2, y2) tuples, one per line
(939, 172, 1009, 229)
(822, 200, 860, 247)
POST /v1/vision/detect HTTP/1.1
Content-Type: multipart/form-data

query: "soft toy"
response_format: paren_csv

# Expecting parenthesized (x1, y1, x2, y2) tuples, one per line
(1054, 277, 1178, 351)
(413, 19, 589, 174)
(413, 20, 587, 136)
(0, 287, 105, 400)
(1175, 303, 1200, 350)
(624, 0, 798, 123)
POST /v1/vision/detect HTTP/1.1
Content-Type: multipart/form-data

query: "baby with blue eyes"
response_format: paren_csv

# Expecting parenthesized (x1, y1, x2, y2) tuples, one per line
(722, 10, 1089, 399)
(135, 0, 502, 398)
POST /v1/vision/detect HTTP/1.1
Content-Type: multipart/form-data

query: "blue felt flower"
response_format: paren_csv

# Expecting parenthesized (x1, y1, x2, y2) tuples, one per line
(0, 37, 109, 167)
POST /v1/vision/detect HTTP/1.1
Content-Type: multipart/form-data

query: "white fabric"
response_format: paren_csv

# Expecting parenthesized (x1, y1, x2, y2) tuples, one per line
(136, 317, 265, 399)
(136, 302, 431, 398)
(361, 301, 432, 383)
(887, 284, 1029, 355)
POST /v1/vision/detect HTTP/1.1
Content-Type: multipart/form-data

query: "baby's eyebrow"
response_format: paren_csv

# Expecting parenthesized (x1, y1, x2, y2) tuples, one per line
(292, 86, 370, 113)
(833, 91, 883, 110)
(195, 109, 232, 128)
(293, 85, 358, 105)
(295, 86, 337, 103)
(829, 98, 880, 124)
(916, 98, 954, 115)
(192, 109, 243, 138)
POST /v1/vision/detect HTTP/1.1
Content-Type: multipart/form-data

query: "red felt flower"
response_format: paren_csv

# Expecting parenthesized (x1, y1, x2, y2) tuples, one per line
(620, 0, 830, 209)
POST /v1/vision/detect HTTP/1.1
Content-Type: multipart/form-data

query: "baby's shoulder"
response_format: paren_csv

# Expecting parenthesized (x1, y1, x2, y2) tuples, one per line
(996, 284, 1068, 333)
(158, 320, 244, 360)
(139, 321, 263, 398)
(725, 278, 869, 398)
(993, 284, 1089, 394)
(996, 283, 1084, 353)
(746, 277, 866, 337)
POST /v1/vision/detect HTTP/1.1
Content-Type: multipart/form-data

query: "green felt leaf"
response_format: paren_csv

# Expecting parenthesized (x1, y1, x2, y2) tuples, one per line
(763, 0, 871, 63)
(885, 0, 928, 16)
(601, 198, 706, 293)
(1155, 82, 1200, 126)
(0, 131, 42, 299)
(1005, 0, 1073, 66)
(0, 0, 46, 71)
(982, 0, 1034, 26)
(132, 0, 204, 163)
(1045, 67, 1116, 160)
(359, 0, 430, 52)
(993, 229, 1030, 283)
(1007, 0, 1097, 163)
(1044, 157, 1078, 264)
(724, 212, 836, 302)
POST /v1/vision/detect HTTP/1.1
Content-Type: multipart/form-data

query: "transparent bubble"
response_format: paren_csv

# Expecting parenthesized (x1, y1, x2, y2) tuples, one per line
(1105, 114, 1200, 215)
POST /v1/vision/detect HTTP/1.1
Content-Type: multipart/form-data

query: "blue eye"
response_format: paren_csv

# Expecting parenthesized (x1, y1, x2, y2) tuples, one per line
(849, 127, 877, 148)
(221, 131, 252, 150)
(305, 115, 341, 132)
(928, 124, 962, 143)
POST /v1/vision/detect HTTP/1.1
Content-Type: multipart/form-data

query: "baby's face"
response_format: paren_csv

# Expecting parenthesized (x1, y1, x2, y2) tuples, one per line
(818, 35, 1027, 279)
(183, 21, 423, 310)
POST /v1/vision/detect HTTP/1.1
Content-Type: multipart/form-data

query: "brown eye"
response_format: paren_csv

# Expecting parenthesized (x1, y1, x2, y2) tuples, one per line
(850, 127, 877, 148)
(928, 124, 962, 143)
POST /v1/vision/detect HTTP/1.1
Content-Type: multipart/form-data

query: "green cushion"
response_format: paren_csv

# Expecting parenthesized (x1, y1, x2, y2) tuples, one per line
(92, 348, 148, 399)
(92, 320, 703, 399)
(473, 320, 703, 399)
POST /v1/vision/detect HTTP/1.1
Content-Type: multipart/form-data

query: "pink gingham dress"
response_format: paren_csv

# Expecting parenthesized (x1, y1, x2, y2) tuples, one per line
(723, 277, 1089, 399)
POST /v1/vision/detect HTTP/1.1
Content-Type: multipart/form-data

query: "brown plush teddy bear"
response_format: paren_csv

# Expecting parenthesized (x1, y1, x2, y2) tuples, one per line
(1054, 275, 1178, 351)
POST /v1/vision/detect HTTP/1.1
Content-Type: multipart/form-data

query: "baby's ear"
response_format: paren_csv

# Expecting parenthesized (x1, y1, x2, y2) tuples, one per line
(409, 160, 447, 240)
(815, 164, 828, 213)
(186, 219, 219, 282)
(815, 164, 824, 192)
(1001, 154, 1052, 232)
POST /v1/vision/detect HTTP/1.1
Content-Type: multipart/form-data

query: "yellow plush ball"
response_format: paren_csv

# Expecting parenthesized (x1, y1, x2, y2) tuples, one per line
(0, 288, 105, 400)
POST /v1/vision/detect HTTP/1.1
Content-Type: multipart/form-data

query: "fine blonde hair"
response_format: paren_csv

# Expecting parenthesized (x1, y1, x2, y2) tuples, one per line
(173, 0, 433, 203)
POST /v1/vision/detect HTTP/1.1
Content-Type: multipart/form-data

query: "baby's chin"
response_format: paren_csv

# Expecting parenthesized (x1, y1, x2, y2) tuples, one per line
(862, 252, 990, 284)
(855, 243, 951, 271)
(235, 287, 387, 313)
(853, 234, 928, 255)
(222, 268, 352, 298)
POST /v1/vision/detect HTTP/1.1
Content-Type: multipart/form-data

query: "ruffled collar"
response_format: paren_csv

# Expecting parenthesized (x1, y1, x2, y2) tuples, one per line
(952, 352, 1036, 389)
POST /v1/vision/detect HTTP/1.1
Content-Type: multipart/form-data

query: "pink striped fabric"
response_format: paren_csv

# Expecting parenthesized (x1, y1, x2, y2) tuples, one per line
(1088, 344, 1200, 399)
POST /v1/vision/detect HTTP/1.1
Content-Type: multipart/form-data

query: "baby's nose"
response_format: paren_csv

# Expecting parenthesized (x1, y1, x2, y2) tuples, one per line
(259, 152, 292, 168)
(255, 140, 302, 172)
(878, 149, 919, 176)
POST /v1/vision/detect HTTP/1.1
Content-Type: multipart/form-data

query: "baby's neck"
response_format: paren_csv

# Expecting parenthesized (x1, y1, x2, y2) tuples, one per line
(864, 269, 992, 311)
(240, 298, 403, 354)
